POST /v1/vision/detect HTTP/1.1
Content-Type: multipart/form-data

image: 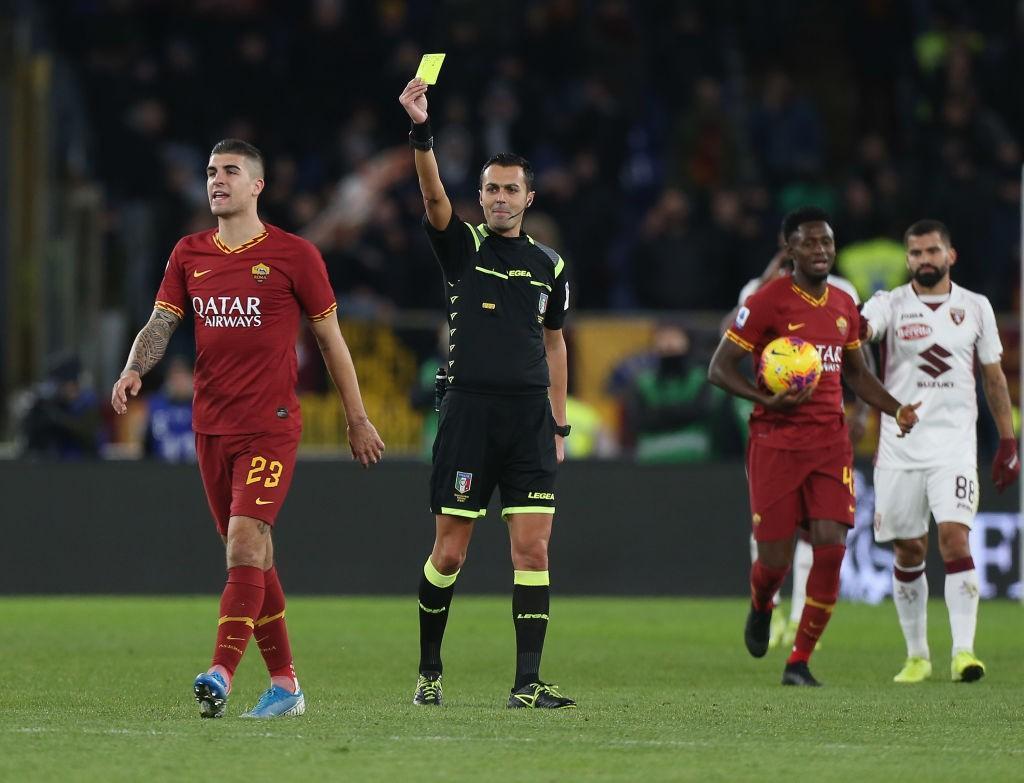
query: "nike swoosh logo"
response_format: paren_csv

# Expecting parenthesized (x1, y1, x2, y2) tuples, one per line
(787, 322, 805, 331)
(848, 506, 856, 513)
(193, 269, 213, 277)
(255, 498, 274, 505)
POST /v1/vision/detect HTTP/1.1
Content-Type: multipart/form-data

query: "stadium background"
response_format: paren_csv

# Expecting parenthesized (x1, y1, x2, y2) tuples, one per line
(0, 0, 1020, 596)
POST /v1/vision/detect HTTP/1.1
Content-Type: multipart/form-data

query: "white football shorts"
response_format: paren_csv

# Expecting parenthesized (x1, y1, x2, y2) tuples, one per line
(872, 464, 979, 542)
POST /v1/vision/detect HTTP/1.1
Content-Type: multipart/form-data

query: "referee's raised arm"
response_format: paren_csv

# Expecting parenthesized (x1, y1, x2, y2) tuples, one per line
(399, 78, 452, 230)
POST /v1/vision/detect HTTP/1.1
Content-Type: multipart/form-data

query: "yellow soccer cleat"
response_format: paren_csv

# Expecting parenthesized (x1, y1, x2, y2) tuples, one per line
(781, 618, 799, 649)
(950, 651, 986, 683)
(768, 610, 787, 649)
(893, 657, 932, 684)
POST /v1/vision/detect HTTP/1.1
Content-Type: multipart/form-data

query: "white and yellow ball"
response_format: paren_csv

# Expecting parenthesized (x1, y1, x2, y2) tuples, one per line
(759, 336, 822, 394)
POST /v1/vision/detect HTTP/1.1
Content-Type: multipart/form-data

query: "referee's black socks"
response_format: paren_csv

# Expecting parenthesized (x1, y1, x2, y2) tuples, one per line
(418, 557, 459, 675)
(512, 570, 550, 688)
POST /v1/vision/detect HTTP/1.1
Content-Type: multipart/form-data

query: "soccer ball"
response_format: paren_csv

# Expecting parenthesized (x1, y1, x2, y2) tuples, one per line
(759, 336, 822, 394)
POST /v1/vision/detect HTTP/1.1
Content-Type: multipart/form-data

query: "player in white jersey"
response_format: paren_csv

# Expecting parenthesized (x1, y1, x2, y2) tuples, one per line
(731, 248, 866, 649)
(860, 219, 1019, 684)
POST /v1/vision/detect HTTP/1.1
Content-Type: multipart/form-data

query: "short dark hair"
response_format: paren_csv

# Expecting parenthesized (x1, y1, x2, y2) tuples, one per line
(904, 219, 951, 247)
(479, 152, 535, 191)
(209, 138, 265, 178)
(781, 206, 832, 241)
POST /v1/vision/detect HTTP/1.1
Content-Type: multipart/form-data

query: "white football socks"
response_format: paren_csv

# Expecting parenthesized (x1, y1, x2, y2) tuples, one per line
(789, 538, 813, 622)
(945, 567, 980, 655)
(893, 562, 929, 660)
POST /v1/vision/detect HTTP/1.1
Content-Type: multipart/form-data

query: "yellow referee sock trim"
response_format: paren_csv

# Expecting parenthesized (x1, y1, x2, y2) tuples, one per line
(513, 570, 550, 587)
(424, 557, 459, 588)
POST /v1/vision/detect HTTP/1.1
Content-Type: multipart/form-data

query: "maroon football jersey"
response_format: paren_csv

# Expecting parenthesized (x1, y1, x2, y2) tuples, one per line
(155, 223, 337, 435)
(725, 276, 862, 450)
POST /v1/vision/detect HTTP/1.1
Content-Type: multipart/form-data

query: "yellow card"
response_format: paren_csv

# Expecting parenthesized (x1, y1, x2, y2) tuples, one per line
(415, 53, 446, 85)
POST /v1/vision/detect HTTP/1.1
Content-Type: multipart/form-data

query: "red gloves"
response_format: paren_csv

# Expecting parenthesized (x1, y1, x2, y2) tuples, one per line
(992, 438, 1020, 493)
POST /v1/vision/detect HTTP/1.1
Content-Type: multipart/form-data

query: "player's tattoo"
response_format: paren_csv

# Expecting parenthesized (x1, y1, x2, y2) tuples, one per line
(258, 522, 270, 535)
(126, 309, 181, 376)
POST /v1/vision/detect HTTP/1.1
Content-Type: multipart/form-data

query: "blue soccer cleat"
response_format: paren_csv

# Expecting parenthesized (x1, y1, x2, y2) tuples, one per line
(240, 685, 306, 718)
(193, 671, 228, 719)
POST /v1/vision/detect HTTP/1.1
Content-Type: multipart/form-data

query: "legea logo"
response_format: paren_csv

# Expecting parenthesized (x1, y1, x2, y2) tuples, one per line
(192, 296, 262, 327)
(897, 323, 932, 340)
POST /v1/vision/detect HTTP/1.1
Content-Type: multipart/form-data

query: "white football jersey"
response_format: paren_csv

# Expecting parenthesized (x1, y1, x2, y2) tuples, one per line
(861, 283, 1003, 469)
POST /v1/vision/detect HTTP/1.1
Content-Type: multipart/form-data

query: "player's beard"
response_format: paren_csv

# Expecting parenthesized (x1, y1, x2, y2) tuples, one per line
(913, 264, 947, 288)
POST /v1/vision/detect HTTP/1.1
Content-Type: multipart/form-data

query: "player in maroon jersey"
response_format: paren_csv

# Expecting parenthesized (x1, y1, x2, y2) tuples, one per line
(111, 139, 384, 718)
(708, 206, 920, 686)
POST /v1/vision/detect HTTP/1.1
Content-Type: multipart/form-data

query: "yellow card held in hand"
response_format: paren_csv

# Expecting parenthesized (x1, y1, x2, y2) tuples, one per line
(416, 53, 446, 85)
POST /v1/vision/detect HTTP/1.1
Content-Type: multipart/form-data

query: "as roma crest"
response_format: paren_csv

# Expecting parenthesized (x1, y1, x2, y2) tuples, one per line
(251, 262, 271, 283)
(455, 471, 473, 495)
(836, 316, 849, 336)
(950, 308, 965, 325)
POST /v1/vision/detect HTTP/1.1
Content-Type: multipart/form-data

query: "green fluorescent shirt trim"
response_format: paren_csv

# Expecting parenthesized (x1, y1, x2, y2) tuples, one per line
(553, 257, 565, 278)
(530, 280, 552, 291)
(464, 222, 482, 252)
(474, 266, 509, 279)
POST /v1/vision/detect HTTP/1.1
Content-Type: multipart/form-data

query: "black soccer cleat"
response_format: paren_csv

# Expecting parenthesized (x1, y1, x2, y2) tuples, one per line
(507, 681, 577, 709)
(744, 603, 772, 658)
(412, 672, 443, 706)
(782, 660, 822, 687)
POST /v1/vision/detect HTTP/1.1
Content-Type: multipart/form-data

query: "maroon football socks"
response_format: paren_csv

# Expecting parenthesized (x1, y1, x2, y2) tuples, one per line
(788, 544, 845, 664)
(256, 566, 299, 693)
(210, 565, 266, 688)
(750, 560, 789, 612)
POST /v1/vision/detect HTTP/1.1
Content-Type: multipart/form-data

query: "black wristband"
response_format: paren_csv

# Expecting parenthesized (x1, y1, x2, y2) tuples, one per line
(409, 119, 433, 150)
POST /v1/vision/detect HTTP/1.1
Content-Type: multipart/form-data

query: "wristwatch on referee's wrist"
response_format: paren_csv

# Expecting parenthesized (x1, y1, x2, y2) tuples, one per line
(554, 423, 571, 438)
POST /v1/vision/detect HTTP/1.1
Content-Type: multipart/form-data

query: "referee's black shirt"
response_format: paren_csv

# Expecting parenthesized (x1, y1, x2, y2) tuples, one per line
(424, 214, 570, 394)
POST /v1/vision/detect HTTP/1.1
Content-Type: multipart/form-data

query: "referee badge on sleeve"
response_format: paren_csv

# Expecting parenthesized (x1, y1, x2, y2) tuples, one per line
(538, 292, 549, 314)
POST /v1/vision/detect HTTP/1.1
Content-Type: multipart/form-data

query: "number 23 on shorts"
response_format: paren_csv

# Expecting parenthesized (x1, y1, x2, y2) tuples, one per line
(246, 455, 284, 488)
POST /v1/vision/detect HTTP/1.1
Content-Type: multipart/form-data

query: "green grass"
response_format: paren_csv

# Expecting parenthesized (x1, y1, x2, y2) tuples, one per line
(1, 597, 1021, 782)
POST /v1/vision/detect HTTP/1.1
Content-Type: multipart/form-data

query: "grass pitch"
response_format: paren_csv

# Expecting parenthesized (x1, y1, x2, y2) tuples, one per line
(1, 596, 1021, 782)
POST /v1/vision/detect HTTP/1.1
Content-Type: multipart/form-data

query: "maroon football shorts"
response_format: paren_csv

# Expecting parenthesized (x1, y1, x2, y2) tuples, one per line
(195, 429, 301, 535)
(747, 437, 855, 542)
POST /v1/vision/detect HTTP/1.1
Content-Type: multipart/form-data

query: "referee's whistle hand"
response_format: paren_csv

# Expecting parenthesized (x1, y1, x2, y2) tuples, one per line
(554, 437, 565, 464)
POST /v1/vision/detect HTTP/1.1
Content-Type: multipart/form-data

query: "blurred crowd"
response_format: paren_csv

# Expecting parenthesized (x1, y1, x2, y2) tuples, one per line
(47, 0, 1022, 316)
(16, 0, 1022, 460)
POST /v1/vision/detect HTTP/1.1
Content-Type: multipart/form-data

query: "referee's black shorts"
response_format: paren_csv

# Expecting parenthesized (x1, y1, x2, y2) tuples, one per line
(430, 389, 557, 520)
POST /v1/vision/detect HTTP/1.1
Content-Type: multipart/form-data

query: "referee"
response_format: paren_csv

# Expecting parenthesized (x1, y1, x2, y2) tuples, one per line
(399, 77, 576, 709)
